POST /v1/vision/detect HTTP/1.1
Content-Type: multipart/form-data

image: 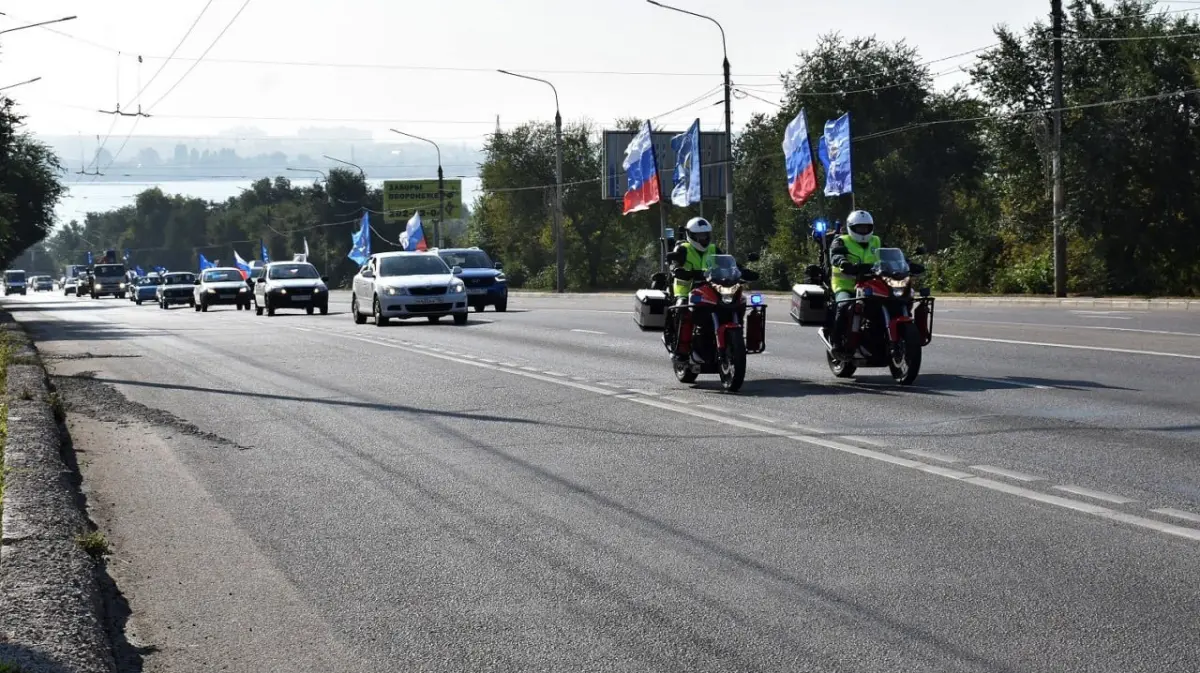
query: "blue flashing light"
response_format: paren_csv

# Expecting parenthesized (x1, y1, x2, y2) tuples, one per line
(813, 218, 828, 234)
(750, 293, 763, 306)
(690, 293, 703, 304)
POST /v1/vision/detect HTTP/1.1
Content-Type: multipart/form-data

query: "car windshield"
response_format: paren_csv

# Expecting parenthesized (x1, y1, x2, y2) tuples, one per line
(136, 277, 162, 286)
(438, 250, 492, 269)
(164, 273, 195, 285)
(378, 255, 449, 276)
(5, 271, 26, 282)
(203, 269, 243, 282)
(267, 264, 319, 280)
(95, 265, 125, 277)
(704, 255, 742, 286)
(873, 248, 910, 277)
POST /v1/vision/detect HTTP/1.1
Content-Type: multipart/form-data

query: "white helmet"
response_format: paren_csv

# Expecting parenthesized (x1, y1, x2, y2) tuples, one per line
(846, 210, 875, 244)
(685, 217, 713, 249)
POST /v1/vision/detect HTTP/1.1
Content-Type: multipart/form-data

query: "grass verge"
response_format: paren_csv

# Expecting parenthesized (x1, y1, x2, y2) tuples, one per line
(76, 530, 110, 560)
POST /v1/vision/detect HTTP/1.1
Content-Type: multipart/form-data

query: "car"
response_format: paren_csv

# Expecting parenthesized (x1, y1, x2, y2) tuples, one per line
(33, 275, 54, 292)
(193, 267, 251, 312)
(3, 269, 27, 295)
(157, 271, 197, 309)
(88, 263, 128, 298)
(435, 247, 508, 312)
(62, 277, 79, 296)
(252, 261, 329, 316)
(131, 274, 163, 305)
(350, 251, 469, 326)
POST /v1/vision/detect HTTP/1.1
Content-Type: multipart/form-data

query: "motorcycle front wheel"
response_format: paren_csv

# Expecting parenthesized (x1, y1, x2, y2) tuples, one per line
(673, 359, 698, 384)
(826, 350, 857, 378)
(889, 322, 922, 385)
(719, 329, 747, 392)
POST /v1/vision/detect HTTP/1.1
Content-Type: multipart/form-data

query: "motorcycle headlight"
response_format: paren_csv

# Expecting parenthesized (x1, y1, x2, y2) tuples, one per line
(892, 288, 906, 297)
(94, 282, 100, 289)
(119, 283, 126, 289)
(885, 277, 910, 288)
(449, 280, 465, 293)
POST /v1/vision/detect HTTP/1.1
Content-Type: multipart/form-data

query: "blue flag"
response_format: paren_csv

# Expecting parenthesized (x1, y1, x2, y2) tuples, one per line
(347, 211, 371, 266)
(198, 254, 215, 271)
(821, 113, 853, 196)
(134, 266, 145, 276)
(670, 118, 702, 207)
(86, 251, 93, 265)
(153, 265, 167, 274)
(260, 239, 269, 263)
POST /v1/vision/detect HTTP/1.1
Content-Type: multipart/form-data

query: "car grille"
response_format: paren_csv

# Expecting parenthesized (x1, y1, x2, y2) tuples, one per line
(464, 277, 495, 288)
(166, 289, 191, 297)
(408, 285, 446, 296)
(406, 302, 452, 313)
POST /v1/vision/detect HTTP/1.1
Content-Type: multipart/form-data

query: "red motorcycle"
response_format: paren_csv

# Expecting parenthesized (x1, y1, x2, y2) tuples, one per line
(817, 248, 934, 385)
(662, 255, 766, 392)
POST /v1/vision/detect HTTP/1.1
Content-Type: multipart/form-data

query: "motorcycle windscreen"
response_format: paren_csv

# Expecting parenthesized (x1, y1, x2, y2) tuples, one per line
(704, 255, 743, 285)
(874, 248, 910, 277)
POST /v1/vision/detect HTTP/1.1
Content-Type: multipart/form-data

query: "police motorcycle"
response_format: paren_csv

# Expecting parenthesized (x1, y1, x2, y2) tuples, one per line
(790, 218, 935, 385)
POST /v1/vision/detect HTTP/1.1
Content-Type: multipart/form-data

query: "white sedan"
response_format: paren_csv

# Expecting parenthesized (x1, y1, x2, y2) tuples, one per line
(193, 267, 252, 312)
(350, 251, 469, 326)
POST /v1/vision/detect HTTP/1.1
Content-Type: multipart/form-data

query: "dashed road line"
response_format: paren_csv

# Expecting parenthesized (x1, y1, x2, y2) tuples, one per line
(1052, 484, 1137, 505)
(902, 449, 963, 464)
(971, 465, 1044, 482)
(1152, 508, 1200, 524)
(571, 329, 607, 335)
(741, 413, 777, 424)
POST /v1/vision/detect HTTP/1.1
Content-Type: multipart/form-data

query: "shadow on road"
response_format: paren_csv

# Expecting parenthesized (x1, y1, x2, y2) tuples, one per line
(690, 373, 1133, 398)
(72, 374, 535, 425)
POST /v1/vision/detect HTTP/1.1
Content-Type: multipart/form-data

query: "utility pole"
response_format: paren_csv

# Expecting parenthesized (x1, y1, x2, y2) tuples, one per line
(1051, 0, 1067, 297)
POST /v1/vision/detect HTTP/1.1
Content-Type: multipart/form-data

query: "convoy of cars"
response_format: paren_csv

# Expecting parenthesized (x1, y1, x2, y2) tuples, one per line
(5, 247, 505, 328)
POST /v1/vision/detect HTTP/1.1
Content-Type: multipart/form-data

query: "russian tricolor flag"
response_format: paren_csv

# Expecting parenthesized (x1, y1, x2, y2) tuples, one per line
(622, 121, 661, 215)
(782, 108, 818, 207)
(233, 250, 252, 279)
(401, 212, 428, 252)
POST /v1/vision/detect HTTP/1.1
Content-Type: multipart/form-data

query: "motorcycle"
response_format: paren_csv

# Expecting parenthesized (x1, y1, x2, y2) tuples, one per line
(815, 247, 935, 385)
(661, 254, 766, 393)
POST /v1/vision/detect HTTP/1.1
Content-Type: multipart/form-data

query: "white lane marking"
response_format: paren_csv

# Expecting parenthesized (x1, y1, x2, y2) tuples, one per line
(626, 388, 659, 396)
(944, 318, 1198, 337)
(477, 358, 497, 364)
(769, 320, 1200, 359)
(1152, 508, 1200, 524)
(571, 329, 607, 335)
(542, 371, 567, 377)
(741, 413, 777, 424)
(697, 404, 731, 414)
(519, 366, 541, 372)
(1052, 484, 1137, 505)
(902, 449, 963, 464)
(290, 326, 1200, 543)
(971, 465, 1044, 482)
(841, 435, 888, 447)
(660, 396, 692, 405)
(937, 334, 1200, 360)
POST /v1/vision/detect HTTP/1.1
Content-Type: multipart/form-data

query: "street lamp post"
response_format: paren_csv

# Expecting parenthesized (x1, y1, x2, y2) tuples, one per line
(497, 69, 564, 293)
(0, 76, 42, 92)
(286, 167, 328, 182)
(646, 0, 734, 253)
(389, 129, 445, 248)
(0, 15, 77, 36)
(323, 154, 365, 179)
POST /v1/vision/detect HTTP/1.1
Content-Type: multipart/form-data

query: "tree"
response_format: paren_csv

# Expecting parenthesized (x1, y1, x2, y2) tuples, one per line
(0, 96, 65, 267)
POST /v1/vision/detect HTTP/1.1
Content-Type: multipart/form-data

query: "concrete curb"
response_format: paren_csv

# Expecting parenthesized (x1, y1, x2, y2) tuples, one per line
(0, 315, 116, 673)
(509, 290, 1196, 310)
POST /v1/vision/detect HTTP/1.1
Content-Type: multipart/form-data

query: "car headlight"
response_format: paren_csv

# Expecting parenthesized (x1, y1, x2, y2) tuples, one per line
(495, 274, 507, 283)
(119, 283, 126, 289)
(313, 287, 323, 293)
(207, 288, 217, 294)
(94, 282, 101, 289)
(279, 288, 287, 295)
(449, 280, 465, 293)
(238, 286, 247, 293)
(384, 286, 406, 296)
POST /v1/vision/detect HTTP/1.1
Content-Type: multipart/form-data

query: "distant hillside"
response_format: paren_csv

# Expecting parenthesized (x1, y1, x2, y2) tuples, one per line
(38, 126, 485, 183)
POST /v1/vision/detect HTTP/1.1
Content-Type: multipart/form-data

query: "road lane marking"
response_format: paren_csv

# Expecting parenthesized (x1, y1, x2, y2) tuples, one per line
(288, 325, 1200, 543)
(902, 449, 963, 463)
(741, 413, 777, 424)
(971, 465, 1044, 482)
(936, 334, 1200, 360)
(571, 329, 607, 335)
(1052, 484, 1137, 505)
(944, 318, 1199, 337)
(1152, 508, 1200, 524)
(961, 375, 1052, 390)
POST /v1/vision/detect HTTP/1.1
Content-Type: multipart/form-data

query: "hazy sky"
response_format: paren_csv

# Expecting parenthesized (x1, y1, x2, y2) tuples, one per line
(4, 0, 1078, 144)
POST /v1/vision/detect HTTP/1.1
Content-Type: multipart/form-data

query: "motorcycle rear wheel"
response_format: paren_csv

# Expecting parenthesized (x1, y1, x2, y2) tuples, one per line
(889, 323, 922, 385)
(826, 350, 857, 378)
(719, 330, 746, 393)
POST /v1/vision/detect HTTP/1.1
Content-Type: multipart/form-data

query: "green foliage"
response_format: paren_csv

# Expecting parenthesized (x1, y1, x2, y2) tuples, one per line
(0, 97, 64, 267)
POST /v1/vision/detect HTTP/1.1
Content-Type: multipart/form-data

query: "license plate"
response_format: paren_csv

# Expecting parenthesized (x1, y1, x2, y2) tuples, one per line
(291, 295, 310, 302)
(220, 294, 235, 299)
(467, 288, 487, 295)
(410, 296, 442, 304)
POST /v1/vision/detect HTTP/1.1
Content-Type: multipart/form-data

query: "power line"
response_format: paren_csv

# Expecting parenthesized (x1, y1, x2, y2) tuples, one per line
(133, 0, 215, 109)
(145, 0, 254, 113)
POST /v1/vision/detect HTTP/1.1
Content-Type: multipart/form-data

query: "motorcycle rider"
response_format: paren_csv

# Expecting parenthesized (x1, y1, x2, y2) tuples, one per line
(667, 217, 720, 362)
(829, 209, 882, 355)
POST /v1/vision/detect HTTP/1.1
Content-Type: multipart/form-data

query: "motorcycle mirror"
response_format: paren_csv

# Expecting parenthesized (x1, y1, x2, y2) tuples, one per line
(664, 227, 675, 240)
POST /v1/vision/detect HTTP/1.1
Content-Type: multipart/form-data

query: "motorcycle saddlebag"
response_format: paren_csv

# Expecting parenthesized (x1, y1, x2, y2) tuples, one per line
(634, 289, 669, 330)
(790, 283, 827, 326)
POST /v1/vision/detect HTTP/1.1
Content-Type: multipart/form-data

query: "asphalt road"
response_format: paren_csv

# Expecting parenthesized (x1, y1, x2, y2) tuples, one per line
(5, 289, 1200, 672)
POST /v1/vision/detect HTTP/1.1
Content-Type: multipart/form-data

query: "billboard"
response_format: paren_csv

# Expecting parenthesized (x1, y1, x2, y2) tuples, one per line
(383, 179, 464, 224)
(601, 130, 728, 201)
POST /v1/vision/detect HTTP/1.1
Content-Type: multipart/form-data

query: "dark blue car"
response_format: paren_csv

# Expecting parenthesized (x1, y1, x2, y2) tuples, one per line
(436, 248, 507, 312)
